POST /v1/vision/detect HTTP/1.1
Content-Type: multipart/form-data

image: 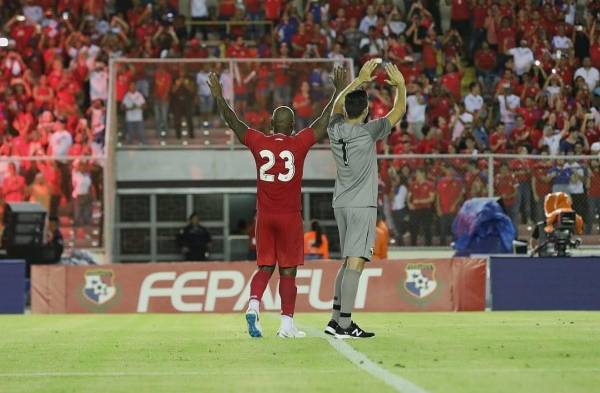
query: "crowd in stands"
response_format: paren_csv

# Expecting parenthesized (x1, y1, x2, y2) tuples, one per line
(1, 0, 600, 246)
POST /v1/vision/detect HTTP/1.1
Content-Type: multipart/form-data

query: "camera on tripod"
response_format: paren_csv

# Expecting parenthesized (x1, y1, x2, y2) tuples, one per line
(546, 211, 581, 257)
(530, 192, 584, 257)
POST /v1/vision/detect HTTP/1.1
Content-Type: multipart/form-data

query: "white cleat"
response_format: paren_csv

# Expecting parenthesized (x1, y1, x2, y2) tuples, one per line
(277, 325, 306, 338)
(245, 309, 263, 338)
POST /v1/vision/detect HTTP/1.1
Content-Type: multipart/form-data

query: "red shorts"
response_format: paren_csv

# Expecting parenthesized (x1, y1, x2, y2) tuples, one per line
(255, 211, 304, 268)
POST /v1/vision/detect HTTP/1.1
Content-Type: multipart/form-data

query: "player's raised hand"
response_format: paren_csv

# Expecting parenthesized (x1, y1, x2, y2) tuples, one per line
(357, 58, 380, 83)
(207, 72, 223, 98)
(384, 63, 405, 88)
(332, 66, 347, 91)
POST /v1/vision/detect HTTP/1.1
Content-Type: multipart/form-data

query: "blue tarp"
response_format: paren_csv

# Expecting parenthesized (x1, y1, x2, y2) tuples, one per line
(453, 198, 516, 256)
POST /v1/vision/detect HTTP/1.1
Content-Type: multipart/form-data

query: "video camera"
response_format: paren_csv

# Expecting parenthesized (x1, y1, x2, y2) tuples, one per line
(543, 211, 581, 257)
(549, 211, 581, 255)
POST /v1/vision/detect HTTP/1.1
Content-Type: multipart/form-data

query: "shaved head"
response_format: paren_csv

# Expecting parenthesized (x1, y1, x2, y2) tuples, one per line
(272, 106, 295, 135)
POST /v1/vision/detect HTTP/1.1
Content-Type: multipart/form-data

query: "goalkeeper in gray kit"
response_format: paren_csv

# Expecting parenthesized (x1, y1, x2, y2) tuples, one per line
(324, 59, 406, 339)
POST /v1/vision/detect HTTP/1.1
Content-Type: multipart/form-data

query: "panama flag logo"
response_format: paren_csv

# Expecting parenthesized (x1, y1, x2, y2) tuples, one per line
(83, 270, 117, 305)
(404, 263, 437, 299)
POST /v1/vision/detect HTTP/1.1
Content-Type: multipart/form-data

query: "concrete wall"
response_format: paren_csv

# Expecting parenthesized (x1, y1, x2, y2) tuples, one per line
(116, 148, 336, 182)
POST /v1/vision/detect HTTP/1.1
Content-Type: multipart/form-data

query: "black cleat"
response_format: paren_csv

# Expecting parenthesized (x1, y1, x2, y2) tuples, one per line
(334, 321, 375, 339)
(324, 319, 339, 336)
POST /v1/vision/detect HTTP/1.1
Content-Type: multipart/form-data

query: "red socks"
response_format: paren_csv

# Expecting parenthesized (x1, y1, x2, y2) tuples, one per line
(279, 276, 297, 317)
(250, 269, 272, 301)
(249, 270, 297, 317)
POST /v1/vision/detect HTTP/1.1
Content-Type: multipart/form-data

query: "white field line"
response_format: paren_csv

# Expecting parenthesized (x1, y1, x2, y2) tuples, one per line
(3, 367, 598, 380)
(392, 368, 600, 373)
(303, 326, 430, 393)
(0, 369, 347, 378)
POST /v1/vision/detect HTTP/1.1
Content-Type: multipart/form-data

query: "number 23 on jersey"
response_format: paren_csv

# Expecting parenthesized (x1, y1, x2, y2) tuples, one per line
(259, 149, 295, 182)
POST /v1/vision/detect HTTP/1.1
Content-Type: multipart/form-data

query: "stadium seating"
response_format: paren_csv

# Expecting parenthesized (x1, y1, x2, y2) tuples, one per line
(1, 0, 600, 255)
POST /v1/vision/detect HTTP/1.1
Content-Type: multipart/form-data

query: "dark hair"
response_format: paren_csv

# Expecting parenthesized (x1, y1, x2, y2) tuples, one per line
(49, 215, 59, 223)
(345, 90, 368, 119)
(311, 220, 323, 248)
(189, 212, 198, 221)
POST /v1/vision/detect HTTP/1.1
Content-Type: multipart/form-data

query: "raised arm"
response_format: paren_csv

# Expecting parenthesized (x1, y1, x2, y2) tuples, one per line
(310, 66, 346, 142)
(332, 58, 380, 115)
(207, 72, 248, 143)
(383, 63, 407, 126)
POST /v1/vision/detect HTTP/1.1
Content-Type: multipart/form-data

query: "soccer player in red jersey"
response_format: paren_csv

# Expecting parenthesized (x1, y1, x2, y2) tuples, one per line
(207, 68, 345, 338)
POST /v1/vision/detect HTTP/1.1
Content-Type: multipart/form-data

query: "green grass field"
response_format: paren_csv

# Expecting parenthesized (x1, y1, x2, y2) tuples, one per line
(1, 312, 599, 393)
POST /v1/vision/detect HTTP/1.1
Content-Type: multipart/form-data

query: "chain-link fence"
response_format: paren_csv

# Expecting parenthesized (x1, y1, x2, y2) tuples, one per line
(378, 154, 600, 247)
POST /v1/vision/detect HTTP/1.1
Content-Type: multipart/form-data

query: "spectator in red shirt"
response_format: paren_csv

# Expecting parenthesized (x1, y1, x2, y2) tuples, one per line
(450, 0, 470, 45)
(494, 162, 519, 226)
(218, 0, 237, 20)
(153, 65, 173, 136)
(489, 124, 508, 153)
(469, 0, 488, 60)
(2, 162, 26, 202)
(581, 114, 600, 146)
(265, 0, 283, 21)
(586, 159, 600, 234)
(436, 165, 464, 245)
(465, 162, 488, 199)
(511, 145, 533, 225)
(532, 146, 553, 222)
(292, 81, 313, 129)
(291, 23, 310, 57)
(273, 44, 292, 106)
(440, 56, 463, 100)
(511, 114, 531, 150)
(474, 41, 498, 92)
(407, 168, 435, 246)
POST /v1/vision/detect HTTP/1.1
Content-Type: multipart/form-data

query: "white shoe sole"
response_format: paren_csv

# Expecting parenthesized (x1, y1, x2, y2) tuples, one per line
(334, 333, 350, 339)
(277, 330, 306, 338)
(324, 326, 336, 336)
(245, 312, 262, 338)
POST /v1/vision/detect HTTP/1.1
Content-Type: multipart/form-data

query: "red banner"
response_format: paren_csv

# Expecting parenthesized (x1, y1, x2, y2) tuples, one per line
(31, 259, 486, 313)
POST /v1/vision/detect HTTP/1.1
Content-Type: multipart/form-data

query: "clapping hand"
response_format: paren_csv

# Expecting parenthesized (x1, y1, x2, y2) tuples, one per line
(384, 63, 405, 88)
(332, 66, 348, 91)
(358, 58, 380, 83)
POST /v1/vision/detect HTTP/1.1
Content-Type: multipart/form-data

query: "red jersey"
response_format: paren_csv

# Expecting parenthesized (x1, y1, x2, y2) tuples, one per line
(451, 0, 470, 21)
(409, 180, 435, 210)
(510, 159, 531, 183)
(293, 93, 313, 118)
(265, 0, 282, 20)
(589, 169, 600, 198)
(532, 162, 552, 200)
(591, 43, 600, 70)
(475, 49, 497, 71)
(244, 128, 316, 214)
(437, 176, 463, 215)
(2, 175, 26, 202)
(472, 5, 487, 28)
(219, 0, 236, 17)
(441, 72, 462, 100)
(494, 173, 518, 206)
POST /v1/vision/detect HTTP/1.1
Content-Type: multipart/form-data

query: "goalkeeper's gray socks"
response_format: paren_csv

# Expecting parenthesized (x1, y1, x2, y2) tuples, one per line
(331, 262, 347, 322)
(338, 268, 362, 330)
